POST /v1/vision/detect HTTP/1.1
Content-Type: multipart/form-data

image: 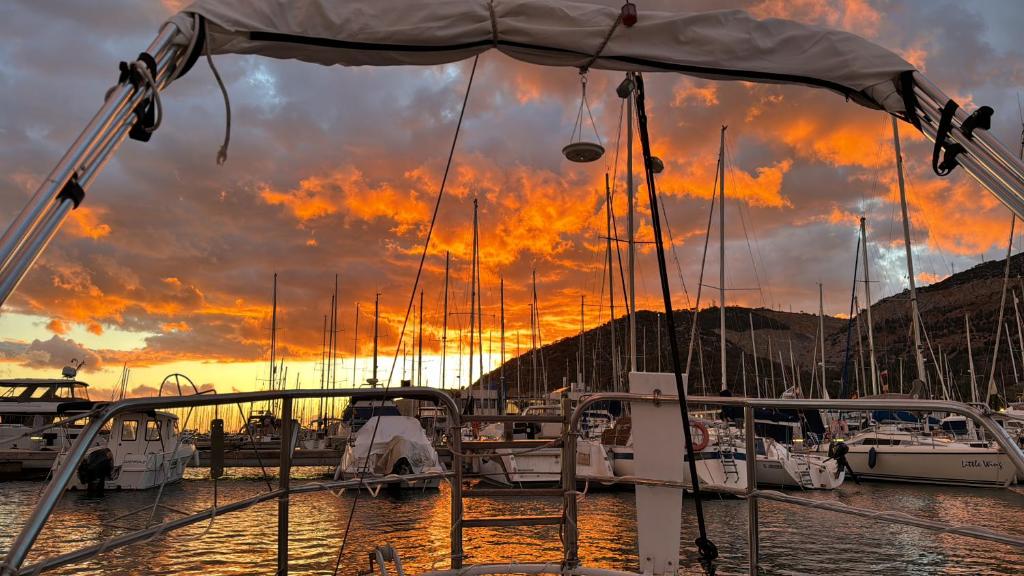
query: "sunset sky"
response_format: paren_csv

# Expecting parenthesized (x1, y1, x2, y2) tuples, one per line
(3, 0, 1024, 399)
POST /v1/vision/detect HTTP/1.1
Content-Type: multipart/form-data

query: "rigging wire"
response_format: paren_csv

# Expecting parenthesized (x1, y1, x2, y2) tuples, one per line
(331, 54, 479, 576)
(633, 72, 717, 563)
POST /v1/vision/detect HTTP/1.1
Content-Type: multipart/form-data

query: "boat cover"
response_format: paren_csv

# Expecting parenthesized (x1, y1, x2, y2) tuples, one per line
(170, 0, 914, 113)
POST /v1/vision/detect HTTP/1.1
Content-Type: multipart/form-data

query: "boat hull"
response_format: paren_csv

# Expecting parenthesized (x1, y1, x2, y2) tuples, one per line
(845, 447, 1015, 488)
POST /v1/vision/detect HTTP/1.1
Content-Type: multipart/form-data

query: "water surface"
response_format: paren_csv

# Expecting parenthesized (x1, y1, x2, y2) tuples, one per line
(1, 468, 1022, 575)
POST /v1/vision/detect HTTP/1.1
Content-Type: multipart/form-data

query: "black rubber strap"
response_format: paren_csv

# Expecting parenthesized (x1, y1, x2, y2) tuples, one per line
(932, 100, 959, 176)
(898, 71, 921, 130)
(57, 174, 85, 209)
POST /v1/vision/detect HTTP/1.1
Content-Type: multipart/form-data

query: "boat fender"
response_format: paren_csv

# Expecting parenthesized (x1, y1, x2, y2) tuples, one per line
(77, 447, 114, 494)
(867, 447, 878, 469)
(690, 421, 709, 452)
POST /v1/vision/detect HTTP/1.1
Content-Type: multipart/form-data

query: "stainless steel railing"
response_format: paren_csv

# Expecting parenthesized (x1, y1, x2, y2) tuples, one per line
(568, 393, 1024, 575)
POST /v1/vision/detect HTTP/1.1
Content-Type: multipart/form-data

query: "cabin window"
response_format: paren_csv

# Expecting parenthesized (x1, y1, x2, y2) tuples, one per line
(145, 419, 162, 441)
(121, 420, 139, 441)
(861, 438, 900, 446)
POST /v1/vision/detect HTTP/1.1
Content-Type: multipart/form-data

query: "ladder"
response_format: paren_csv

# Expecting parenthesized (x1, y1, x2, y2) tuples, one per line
(795, 454, 814, 488)
(456, 393, 579, 568)
(718, 425, 740, 481)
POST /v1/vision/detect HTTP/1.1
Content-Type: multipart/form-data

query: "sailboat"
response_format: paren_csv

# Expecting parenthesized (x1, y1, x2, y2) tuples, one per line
(839, 118, 1017, 487)
(334, 294, 446, 489)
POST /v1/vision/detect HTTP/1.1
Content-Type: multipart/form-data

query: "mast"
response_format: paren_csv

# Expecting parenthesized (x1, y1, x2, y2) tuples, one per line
(627, 73, 637, 374)
(441, 251, 449, 389)
(469, 199, 478, 391)
(1014, 289, 1024, 379)
(893, 117, 927, 389)
(788, 338, 798, 396)
(531, 270, 539, 396)
(352, 303, 359, 390)
(418, 289, 424, 387)
(500, 274, 505, 411)
(318, 313, 327, 427)
(718, 126, 727, 392)
(860, 217, 879, 395)
(371, 293, 380, 386)
(270, 272, 278, 393)
(749, 313, 760, 398)
(578, 295, 585, 385)
(986, 215, 1015, 404)
(818, 284, 829, 399)
(606, 174, 619, 392)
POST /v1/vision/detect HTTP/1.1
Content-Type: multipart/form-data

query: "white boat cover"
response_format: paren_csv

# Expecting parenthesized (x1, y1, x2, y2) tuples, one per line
(346, 416, 441, 475)
(171, 0, 914, 113)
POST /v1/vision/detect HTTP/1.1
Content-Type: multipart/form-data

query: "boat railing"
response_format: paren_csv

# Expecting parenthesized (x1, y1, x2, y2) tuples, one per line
(5, 389, 1024, 576)
(568, 393, 1024, 576)
(0, 387, 463, 576)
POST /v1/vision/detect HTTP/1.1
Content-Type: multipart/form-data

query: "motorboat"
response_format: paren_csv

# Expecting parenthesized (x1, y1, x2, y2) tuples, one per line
(335, 415, 445, 489)
(841, 424, 1016, 488)
(54, 409, 197, 491)
(0, 369, 98, 479)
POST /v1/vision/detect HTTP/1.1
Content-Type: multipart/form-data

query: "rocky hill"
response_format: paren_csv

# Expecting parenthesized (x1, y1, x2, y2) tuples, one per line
(478, 253, 1024, 401)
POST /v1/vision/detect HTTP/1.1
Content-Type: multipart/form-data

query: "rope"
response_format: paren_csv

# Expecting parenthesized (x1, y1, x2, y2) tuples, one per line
(203, 20, 231, 165)
(331, 54, 479, 576)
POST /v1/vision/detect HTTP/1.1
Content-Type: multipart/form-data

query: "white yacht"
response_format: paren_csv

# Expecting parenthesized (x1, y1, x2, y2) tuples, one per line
(336, 414, 445, 489)
(841, 424, 1016, 487)
(55, 409, 196, 491)
(477, 404, 614, 486)
(0, 372, 97, 478)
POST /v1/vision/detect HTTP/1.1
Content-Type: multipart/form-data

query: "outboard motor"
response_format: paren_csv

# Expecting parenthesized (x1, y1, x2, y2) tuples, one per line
(77, 447, 113, 494)
(828, 441, 858, 484)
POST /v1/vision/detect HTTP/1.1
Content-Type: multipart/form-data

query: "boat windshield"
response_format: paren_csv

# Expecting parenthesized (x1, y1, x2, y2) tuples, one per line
(0, 381, 89, 402)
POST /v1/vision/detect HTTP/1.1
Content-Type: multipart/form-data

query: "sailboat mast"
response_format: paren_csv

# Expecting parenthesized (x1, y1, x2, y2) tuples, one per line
(859, 217, 879, 395)
(270, 272, 277, 393)
(818, 284, 829, 399)
(718, 126, 727, 392)
(418, 289, 424, 387)
(578, 295, 585, 386)
(441, 251, 449, 390)
(500, 274, 505, 409)
(892, 117, 927, 386)
(371, 293, 380, 385)
(749, 313, 760, 398)
(469, 199, 478, 391)
(352, 303, 359, 388)
(986, 216, 1015, 403)
(627, 73, 637, 374)
(606, 174, 618, 392)
(966, 313, 978, 403)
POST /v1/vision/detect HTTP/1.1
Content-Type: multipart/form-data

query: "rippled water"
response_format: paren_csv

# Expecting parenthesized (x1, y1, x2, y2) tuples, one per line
(1, 468, 1023, 575)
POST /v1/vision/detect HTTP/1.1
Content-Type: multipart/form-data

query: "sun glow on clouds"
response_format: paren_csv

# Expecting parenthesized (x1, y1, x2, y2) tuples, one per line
(2, 0, 1024, 391)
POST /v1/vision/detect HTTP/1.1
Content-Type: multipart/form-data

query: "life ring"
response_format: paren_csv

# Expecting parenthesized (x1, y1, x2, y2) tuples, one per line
(690, 421, 709, 451)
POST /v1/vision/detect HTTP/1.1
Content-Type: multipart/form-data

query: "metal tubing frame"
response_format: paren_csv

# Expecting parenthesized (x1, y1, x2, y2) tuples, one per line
(742, 405, 758, 575)
(561, 392, 579, 569)
(568, 393, 1024, 575)
(0, 387, 462, 576)
(909, 73, 1024, 217)
(278, 397, 293, 575)
(0, 25, 183, 306)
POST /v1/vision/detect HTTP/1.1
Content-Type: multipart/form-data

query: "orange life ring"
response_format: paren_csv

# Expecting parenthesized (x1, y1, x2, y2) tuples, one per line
(690, 421, 709, 451)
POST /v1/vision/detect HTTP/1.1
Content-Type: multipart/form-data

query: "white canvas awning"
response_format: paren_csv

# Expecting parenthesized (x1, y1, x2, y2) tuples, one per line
(170, 0, 915, 114)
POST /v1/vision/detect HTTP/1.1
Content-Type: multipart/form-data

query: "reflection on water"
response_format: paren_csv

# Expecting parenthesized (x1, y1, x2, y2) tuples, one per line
(1, 468, 1022, 575)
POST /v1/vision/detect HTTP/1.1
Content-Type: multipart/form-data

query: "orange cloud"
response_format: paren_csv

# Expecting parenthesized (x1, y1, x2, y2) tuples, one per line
(46, 318, 69, 335)
(66, 206, 111, 240)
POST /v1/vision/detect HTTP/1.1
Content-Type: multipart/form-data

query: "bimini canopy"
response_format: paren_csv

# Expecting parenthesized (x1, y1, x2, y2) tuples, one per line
(170, 0, 914, 114)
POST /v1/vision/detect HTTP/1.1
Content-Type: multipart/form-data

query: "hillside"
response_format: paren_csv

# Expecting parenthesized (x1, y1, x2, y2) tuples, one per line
(477, 253, 1024, 401)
